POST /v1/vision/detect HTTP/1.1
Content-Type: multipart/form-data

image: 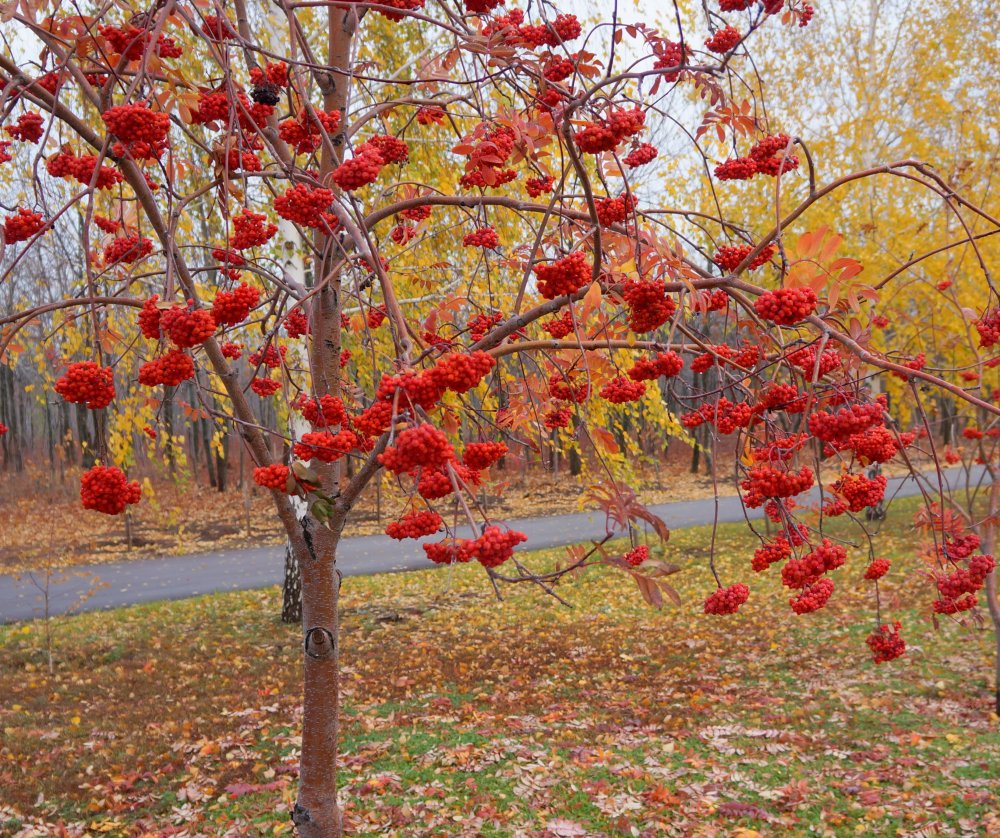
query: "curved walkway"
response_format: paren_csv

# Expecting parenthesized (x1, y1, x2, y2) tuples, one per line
(0, 466, 982, 623)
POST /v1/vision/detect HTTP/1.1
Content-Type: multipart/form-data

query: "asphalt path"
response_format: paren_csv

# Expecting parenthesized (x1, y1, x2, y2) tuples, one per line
(0, 466, 983, 623)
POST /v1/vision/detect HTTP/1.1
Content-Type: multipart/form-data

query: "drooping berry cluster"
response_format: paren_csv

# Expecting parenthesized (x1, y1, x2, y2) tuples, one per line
(704, 583, 750, 614)
(623, 544, 649, 567)
(535, 251, 591, 299)
(138, 349, 195, 387)
(526, 175, 556, 197)
(463, 226, 500, 248)
(933, 553, 995, 614)
(574, 107, 645, 154)
(628, 351, 684, 381)
(253, 464, 291, 491)
(621, 278, 675, 332)
(594, 193, 637, 226)
(251, 377, 281, 397)
(80, 465, 141, 515)
(47, 150, 123, 189)
(463, 441, 508, 470)
(864, 558, 891, 581)
(212, 283, 260, 326)
(275, 184, 335, 227)
(231, 211, 277, 249)
(623, 143, 658, 168)
(102, 103, 170, 150)
(548, 371, 589, 403)
(866, 621, 905, 663)
(705, 26, 741, 53)
(715, 134, 799, 181)
(159, 303, 216, 348)
(754, 287, 818, 325)
(713, 243, 775, 272)
(3, 208, 45, 243)
(741, 465, 814, 507)
(379, 424, 454, 473)
(103, 234, 153, 266)
(332, 143, 385, 191)
(600, 376, 646, 404)
(386, 510, 443, 540)
(5, 112, 45, 143)
(54, 361, 115, 409)
(278, 108, 341, 154)
(294, 430, 358, 462)
(542, 310, 574, 338)
(831, 472, 886, 512)
(975, 308, 1000, 348)
(789, 577, 835, 614)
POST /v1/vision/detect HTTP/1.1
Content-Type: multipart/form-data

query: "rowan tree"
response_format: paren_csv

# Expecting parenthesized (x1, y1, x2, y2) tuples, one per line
(2, 0, 999, 834)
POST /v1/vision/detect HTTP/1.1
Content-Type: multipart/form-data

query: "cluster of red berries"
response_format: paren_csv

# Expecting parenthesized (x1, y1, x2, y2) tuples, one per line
(332, 143, 385, 191)
(864, 558, 891, 581)
(138, 350, 195, 387)
(55, 361, 115, 409)
(275, 184, 335, 227)
(837, 425, 904, 464)
(594, 193, 637, 226)
(715, 134, 799, 181)
(103, 234, 153, 266)
(685, 398, 753, 435)
(221, 341, 242, 360)
(391, 224, 417, 245)
(544, 408, 572, 430)
(249, 344, 286, 370)
(808, 400, 885, 444)
(866, 621, 905, 663)
(4, 208, 45, 243)
(754, 287, 817, 325)
(622, 544, 649, 567)
(386, 510, 444, 540)
(212, 283, 260, 326)
(549, 371, 589, 403)
(284, 309, 310, 338)
(756, 383, 808, 413)
(367, 306, 388, 328)
(158, 304, 216, 348)
(5, 112, 45, 143)
(434, 351, 496, 393)
(367, 134, 409, 164)
(596, 375, 644, 405)
(253, 464, 291, 491)
(788, 345, 841, 377)
(621, 278, 675, 333)
(463, 226, 500, 248)
(102, 103, 170, 148)
(231, 211, 277, 250)
(294, 394, 348, 428)
(535, 252, 591, 299)
(741, 465, 814, 507)
(467, 311, 504, 341)
(713, 243, 775, 272)
(47, 150, 123, 189)
(574, 107, 645, 154)
(526, 175, 556, 197)
(470, 526, 528, 568)
(975, 308, 1000, 348)
(80, 465, 142, 515)
(628, 351, 684, 382)
(99, 25, 183, 60)
(789, 577, 834, 614)
(462, 441, 508, 470)
(542, 310, 574, 338)
(705, 26, 741, 53)
(704, 583, 750, 615)
(294, 430, 358, 462)
(831, 473, 886, 512)
(251, 377, 280, 397)
(278, 108, 341, 155)
(781, 539, 845, 590)
(379, 424, 454, 473)
(933, 554, 995, 614)
(483, 10, 581, 50)
(623, 143, 658, 168)
(752, 538, 792, 572)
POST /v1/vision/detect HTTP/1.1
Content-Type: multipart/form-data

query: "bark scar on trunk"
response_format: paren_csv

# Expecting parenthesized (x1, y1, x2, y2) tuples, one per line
(291, 803, 312, 826)
(304, 626, 336, 659)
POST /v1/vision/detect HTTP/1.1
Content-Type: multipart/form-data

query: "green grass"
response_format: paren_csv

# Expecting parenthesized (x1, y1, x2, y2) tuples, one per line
(1, 498, 997, 836)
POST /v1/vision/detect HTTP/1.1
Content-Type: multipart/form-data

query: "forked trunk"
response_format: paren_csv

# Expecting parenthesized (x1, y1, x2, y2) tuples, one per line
(292, 522, 344, 837)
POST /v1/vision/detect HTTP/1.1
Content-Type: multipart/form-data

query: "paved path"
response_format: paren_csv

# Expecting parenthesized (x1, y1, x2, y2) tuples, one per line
(0, 466, 983, 623)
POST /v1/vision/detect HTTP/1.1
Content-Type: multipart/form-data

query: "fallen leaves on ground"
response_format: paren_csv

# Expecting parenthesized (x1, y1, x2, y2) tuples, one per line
(1, 501, 997, 836)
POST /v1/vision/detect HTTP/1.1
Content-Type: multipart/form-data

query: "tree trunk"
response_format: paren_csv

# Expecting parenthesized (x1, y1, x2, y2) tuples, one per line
(291, 522, 343, 837)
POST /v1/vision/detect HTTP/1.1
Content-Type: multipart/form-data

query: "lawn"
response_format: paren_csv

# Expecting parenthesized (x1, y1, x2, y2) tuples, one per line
(1, 501, 997, 837)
